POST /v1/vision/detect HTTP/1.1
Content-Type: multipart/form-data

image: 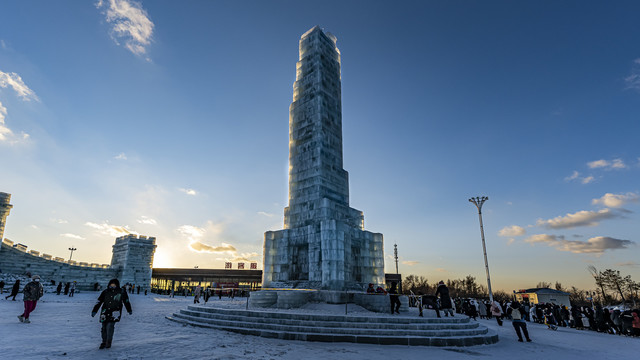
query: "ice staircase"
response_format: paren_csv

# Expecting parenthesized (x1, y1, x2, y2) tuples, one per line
(167, 306, 498, 346)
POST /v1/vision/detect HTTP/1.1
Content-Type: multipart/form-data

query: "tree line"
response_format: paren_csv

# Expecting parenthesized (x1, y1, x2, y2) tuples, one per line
(402, 267, 640, 307)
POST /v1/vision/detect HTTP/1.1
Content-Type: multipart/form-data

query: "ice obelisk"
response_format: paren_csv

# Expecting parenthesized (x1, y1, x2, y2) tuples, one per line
(262, 26, 384, 291)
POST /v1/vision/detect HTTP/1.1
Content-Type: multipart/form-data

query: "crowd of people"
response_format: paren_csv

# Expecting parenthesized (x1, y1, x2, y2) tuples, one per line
(452, 297, 640, 337)
(409, 281, 640, 341)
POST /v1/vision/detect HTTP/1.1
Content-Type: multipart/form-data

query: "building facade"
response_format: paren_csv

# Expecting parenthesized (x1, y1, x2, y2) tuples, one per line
(262, 27, 385, 291)
(0, 192, 156, 290)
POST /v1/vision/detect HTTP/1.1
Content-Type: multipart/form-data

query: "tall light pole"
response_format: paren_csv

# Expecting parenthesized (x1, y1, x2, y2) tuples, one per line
(469, 196, 494, 303)
(394, 243, 399, 274)
(68, 247, 77, 261)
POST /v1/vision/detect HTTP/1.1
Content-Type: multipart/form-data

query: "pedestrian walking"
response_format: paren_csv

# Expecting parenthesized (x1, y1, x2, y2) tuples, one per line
(194, 285, 201, 304)
(491, 300, 503, 326)
(56, 282, 62, 295)
(69, 281, 76, 297)
(64, 282, 70, 295)
(5, 279, 20, 301)
(18, 275, 43, 323)
(508, 301, 532, 342)
(204, 288, 210, 304)
(0, 280, 5, 294)
(91, 279, 133, 349)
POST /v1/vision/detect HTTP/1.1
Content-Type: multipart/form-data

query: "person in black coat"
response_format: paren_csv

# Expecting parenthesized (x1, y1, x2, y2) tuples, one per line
(435, 281, 454, 317)
(388, 282, 401, 314)
(5, 280, 20, 300)
(91, 279, 133, 349)
(56, 282, 62, 295)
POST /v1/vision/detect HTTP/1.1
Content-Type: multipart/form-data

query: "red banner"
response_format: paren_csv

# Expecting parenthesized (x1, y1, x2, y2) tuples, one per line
(238, 262, 245, 269)
(224, 262, 232, 269)
(250, 262, 257, 269)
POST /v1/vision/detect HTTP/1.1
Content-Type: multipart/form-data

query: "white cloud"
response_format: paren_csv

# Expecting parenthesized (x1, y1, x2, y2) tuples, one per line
(60, 233, 85, 240)
(179, 188, 198, 196)
(0, 70, 37, 144)
(506, 238, 515, 245)
(626, 59, 640, 91)
(114, 152, 127, 160)
(581, 176, 595, 184)
(435, 268, 447, 273)
(564, 171, 580, 181)
(85, 221, 137, 237)
(498, 225, 526, 237)
(96, 0, 154, 59)
(220, 252, 259, 262)
(401, 260, 419, 266)
(136, 216, 157, 225)
(50, 218, 68, 224)
(592, 192, 639, 208)
(564, 171, 595, 184)
(536, 209, 620, 229)
(257, 211, 274, 217)
(189, 241, 236, 254)
(587, 158, 627, 170)
(524, 234, 634, 254)
(176, 224, 205, 241)
(177, 222, 236, 254)
(0, 71, 39, 101)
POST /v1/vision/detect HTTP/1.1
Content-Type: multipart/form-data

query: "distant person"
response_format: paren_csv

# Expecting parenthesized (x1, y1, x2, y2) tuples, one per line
(632, 311, 640, 336)
(69, 281, 76, 297)
(64, 282, 70, 295)
(491, 300, 503, 326)
(137, 285, 140, 294)
(18, 275, 43, 324)
(435, 281, 454, 317)
(56, 282, 62, 295)
(5, 279, 20, 301)
(194, 285, 202, 304)
(508, 301, 532, 342)
(388, 281, 401, 315)
(478, 300, 487, 319)
(91, 279, 133, 349)
(204, 288, 210, 304)
(366, 283, 375, 294)
(0, 280, 5, 294)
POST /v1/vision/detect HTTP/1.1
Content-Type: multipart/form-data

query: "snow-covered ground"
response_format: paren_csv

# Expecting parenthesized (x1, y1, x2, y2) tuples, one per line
(0, 292, 636, 359)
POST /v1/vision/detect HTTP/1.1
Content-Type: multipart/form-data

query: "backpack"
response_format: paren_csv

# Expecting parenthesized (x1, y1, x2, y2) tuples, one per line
(512, 308, 522, 320)
(100, 289, 124, 322)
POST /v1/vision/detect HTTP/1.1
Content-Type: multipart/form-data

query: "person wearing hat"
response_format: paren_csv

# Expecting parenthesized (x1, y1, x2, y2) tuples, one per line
(18, 275, 43, 323)
(91, 278, 133, 349)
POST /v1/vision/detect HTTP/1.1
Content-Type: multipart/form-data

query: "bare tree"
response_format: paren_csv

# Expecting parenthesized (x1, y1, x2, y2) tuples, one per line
(601, 269, 626, 304)
(536, 281, 551, 289)
(587, 265, 609, 305)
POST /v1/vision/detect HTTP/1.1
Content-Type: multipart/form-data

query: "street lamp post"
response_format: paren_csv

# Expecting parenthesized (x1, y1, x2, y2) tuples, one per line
(394, 244, 399, 274)
(68, 247, 77, 261)
(469, 196, 494, 304)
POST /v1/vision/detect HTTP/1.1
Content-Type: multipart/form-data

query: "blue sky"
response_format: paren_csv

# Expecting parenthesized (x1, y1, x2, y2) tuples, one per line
(1, 1, 639, 291)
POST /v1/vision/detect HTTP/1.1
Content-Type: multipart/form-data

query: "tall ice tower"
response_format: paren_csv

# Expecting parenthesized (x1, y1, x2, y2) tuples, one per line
(262, 26, 385, 290)
(0, 192, 13, 241)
